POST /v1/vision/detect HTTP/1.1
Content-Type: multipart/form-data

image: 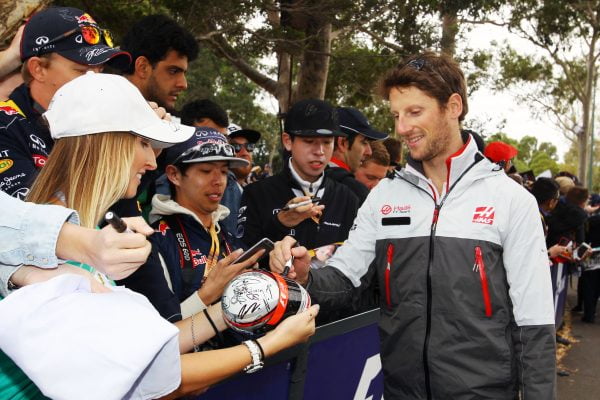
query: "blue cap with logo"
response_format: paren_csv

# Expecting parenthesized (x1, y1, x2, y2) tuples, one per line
(165, 127, 249, 168)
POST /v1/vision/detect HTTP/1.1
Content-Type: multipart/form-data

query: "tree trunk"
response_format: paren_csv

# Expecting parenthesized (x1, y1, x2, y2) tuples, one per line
(579, 27, 599, 185)
(0, 0, 48, 46)
(440, 8, 458, 57)
(294, 21, 332, 101)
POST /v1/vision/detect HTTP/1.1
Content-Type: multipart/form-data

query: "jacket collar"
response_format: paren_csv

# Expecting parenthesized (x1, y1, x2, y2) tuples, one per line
(402, 131, 492, 199)
(10, 83, 41, 120)
(149, 193, 230, 231)
(329, 157, 351, 171)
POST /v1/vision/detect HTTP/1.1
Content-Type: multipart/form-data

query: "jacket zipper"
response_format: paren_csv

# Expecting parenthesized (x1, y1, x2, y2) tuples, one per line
(474, 246, 492, 317)
(385, 243, 394, 309)
(399, 157, 481, 400)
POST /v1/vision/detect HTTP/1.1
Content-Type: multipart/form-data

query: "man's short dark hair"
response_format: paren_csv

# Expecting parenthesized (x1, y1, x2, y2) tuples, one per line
(120, 14, 198, 75)
(531, 178, 559, 205)
(378, 51, 468, 122)
(180, 99, 229, 127)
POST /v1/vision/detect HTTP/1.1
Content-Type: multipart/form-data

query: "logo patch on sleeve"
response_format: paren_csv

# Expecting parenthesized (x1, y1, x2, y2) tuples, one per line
(472, 206, 495, 225)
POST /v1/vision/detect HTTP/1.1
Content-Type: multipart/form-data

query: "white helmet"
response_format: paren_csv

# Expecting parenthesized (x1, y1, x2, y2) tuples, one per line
(221, 270, 311, 334)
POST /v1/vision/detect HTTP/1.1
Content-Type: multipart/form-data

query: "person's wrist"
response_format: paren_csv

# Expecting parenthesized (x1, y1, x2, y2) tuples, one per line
(198, 284, 217, 305)
(256, 334, 279, 358)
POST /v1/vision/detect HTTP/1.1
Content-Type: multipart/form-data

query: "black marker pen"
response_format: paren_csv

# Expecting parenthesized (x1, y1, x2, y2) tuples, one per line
(105, 211, 132, 233)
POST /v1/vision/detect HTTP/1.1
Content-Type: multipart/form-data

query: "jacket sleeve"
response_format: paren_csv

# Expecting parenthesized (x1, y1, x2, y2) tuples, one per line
(309, 184, 380, 309)
(239, 184, 290, 246)
(117, 247, 182, 322)
(502, 186, 556, 398)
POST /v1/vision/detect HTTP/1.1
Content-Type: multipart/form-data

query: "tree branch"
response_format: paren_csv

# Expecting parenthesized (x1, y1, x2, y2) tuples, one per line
(201, 32, 278, 95)
(459, 18, 509, 27)
(355, 27, 403, 52)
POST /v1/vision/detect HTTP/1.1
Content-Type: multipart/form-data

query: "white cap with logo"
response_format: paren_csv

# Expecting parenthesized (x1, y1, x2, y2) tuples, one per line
(44, 72, 194, 148)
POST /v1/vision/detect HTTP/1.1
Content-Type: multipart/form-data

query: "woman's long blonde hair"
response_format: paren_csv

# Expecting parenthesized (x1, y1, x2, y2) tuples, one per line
(27, 132, 137, 228)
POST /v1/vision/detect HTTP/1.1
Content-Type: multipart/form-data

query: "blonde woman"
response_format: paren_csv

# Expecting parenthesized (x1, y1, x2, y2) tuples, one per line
(2, 72, 317, 400)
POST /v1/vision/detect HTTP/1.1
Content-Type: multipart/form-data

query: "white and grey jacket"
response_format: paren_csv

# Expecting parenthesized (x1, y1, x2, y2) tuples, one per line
(308, 134, 556, 399)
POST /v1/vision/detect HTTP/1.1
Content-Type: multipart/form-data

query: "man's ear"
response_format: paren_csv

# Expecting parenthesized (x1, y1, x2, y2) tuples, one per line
(27, 57, 47, 82)
(134, 56, 152, 79)
(165, 165, 181, 187)
(446, 93, 463, 119)
(336, 136, 349, 152)
(282, 132, 293, 152)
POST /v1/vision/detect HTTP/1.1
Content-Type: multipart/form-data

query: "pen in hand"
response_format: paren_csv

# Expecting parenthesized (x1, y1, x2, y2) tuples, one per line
(282, 241, 300, 277)
(280, 197, 321, 212)
(104, 211, 132, 233)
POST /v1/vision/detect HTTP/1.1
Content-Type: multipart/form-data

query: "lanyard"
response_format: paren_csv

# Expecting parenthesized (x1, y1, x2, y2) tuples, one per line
(162, 214, 231, 282)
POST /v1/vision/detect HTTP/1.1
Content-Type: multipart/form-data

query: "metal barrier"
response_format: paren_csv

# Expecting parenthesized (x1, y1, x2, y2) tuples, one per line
(200, 308, 384, 400)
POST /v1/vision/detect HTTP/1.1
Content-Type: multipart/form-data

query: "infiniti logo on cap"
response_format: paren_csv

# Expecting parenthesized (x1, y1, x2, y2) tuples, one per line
(35, 36, 49, 45)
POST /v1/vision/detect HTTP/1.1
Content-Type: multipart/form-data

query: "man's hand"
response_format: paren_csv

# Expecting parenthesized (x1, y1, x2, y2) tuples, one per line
(269, 236, 311, 285)
(277, 196, 324, 228)
(548, 244, 568, 259)
(198, 248, 264, 304)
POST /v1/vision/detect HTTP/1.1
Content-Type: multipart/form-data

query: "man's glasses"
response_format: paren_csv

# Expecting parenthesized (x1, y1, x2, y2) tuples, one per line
(231, 142, 256, 153)
(36, 24, 113, 55)
(173, 142, 235, 164)
(405, 58, 448, 87)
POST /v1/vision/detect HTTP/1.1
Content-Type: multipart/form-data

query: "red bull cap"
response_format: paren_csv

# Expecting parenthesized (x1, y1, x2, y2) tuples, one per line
(21, 7, 130, 70)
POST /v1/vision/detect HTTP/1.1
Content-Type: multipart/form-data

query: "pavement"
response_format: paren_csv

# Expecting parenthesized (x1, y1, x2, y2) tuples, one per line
(557, 278, 600, 399)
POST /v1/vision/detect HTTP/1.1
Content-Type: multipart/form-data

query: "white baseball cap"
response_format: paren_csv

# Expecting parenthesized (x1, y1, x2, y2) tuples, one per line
(44, 72, 194, 148)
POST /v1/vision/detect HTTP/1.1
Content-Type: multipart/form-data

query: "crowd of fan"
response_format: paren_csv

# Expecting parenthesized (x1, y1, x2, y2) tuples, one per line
(0, 5, 588, 399)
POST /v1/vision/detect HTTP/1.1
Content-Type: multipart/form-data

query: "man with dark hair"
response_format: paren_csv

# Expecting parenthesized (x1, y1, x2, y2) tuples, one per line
(0, 7, 130, 199)
(271, 52, 555, 399)
(326, 107, 388, 204)
(355, 140, 390, 190)
(180, 99, 229, 133)
(119, 128, 250, 321)
(239, 99, 359, 252)
(120, 14, 198, 113)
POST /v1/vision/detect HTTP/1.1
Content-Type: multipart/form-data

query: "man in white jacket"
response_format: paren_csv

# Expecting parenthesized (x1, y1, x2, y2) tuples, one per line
(271, 52, 556, 399)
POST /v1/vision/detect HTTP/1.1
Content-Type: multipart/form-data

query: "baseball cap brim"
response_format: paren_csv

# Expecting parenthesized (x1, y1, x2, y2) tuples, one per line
(288, 128, 346, 137)
(228, 129, 261, 143)
(59, 45, 131, 70)
(132, 121, 195, 149)
(339, 124, 388, 140)
(180, 155, 250, 169)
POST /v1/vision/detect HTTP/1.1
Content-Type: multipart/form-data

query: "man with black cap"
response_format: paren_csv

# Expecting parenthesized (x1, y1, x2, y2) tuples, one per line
(119, 127, 252, 321)
(238, 98, 360, 253)
(327, 107, 388, 204)
(0, 7, 130, 199)
(220, 123, 261, 236)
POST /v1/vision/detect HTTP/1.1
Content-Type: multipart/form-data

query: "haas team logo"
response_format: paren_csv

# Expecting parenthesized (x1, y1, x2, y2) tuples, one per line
(472, 206, 495, 225)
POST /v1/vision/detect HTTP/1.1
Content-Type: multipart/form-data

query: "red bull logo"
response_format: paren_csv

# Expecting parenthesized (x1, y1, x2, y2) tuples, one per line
(76, 13, 96, 24)
(0, 105, 19, 116)
(157, 220, 170, 236)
